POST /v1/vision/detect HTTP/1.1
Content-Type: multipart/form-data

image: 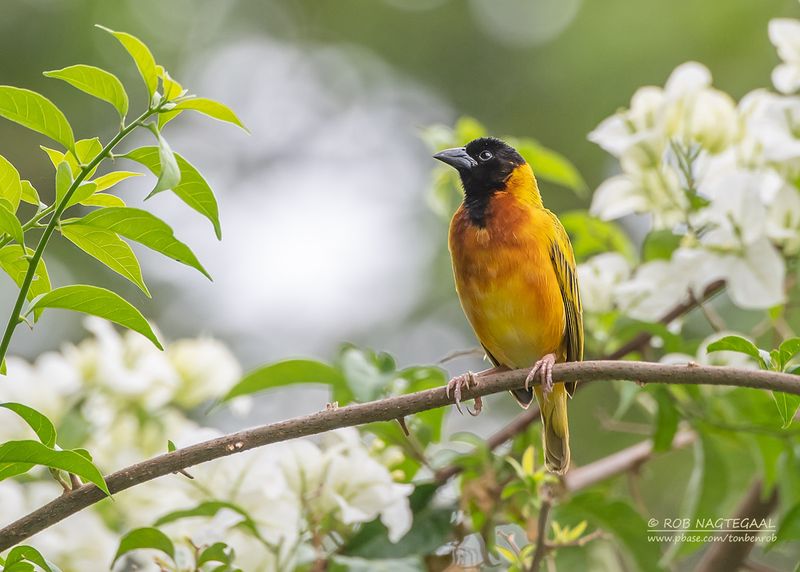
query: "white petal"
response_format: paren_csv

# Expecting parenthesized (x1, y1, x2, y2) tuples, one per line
(772, 63, 800, 94)
(590, 175, 646, 221)
(665, 62, 711, 98)
(725, 237, 786, 308)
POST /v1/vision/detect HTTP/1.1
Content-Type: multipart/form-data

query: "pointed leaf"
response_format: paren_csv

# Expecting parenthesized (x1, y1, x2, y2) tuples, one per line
(0, 155, 22, 213)
(0, 403, 57, 447)
(80, 193, 126, 208)
(773, 503, 800, 547)
(65, 182, 97, 208)
(54, 161, 73, 205)
(27, 285, 162, 349)
(0, 204, 23, 245)
(75, 207, 210, 279)
(96, 26, 158, 97)
(61, 224, 149, 296)
(222, 359, 345, 402)
(173, 97, 248, 132)
(5, 545, 60, 572)
(20, 180, 40, 206)
(0, 245, 52, 318)
(44, 64, 129, 118)
(112, 527, 174, 567)
(652, 386, 680, 452)
(0, 86, 74, 151)
(780, 338, 800, 369)
(91, 170, 142, 191)
(0, 440, 109, 495)
(707, 335, 766, 368)
(147, 130, 180, 197)
(124, 146, 221, 239)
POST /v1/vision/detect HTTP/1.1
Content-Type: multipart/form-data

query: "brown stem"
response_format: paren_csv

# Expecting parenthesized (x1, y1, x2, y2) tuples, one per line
(0, 359, 796, 551)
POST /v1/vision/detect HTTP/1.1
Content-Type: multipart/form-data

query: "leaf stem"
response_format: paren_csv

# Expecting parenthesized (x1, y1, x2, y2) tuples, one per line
(0, 106, 158, 365)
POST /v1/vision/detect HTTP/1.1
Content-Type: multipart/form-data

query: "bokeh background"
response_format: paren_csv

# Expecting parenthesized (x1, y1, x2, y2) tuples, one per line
(0, 0, 797, 488)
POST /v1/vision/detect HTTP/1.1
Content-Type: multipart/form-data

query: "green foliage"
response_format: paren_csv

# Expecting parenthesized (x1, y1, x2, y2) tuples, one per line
(112, 527, 175, 567)
(43, 65, 129, 119)
(1, 546, 60, 572)
(0, 440, 108, 495)
(27, 285, 162, 349)
(0, 87, 75, 151)
(560, 210, 636, 262)
(222, 359, 347, 403)
(0, 402, 57, 447)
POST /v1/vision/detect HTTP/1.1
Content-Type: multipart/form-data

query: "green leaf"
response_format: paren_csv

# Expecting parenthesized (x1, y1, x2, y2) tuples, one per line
(222, 359, 345, 402)
(707, 335, 765, 368)
(652, 386, 679, 452)
(667, 434, 730, 559)
(0, 155, 22, 213)
(560, 210, 636, 262)
(0, 204, 23, 245)
(167, 440, 176, 452)
(80, 193, 126, 208)
(780, 338, 800, 370)
(197, 543, 232, 566)
(512, 139, 587, 195)
(125, 146, 221, 239)
(0, 245, 52, 318)
(27, 285, 162, 349)
(92, 170, 142, 191)
(154, 500, 262, 540)
(74, 207, 210, 279)
(771, 391, 800, 428)
(44, 64, 129, 119)
(112, 527, 175, 567)
(96, 26, 158, 98)
(0, 440, 108, 495)
(344, 484, 451, 560)
(146, 128, 181, 198)
(4, 546, 59, 572)
(20, 180, 40, 206)
(65, 182, 97, 208)
(0, 86, 74, 151)
(0, 402, 57, 447)
(172, 98, 248, 132)
(643, 229, 682, 261)
(60, 224, 150, 296)
(54, 161, 73, 206)
(774, 503, 800, 547)
(558, 492, 664, 572)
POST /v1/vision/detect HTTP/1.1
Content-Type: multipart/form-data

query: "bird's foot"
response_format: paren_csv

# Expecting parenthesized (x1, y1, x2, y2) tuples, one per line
(446, 366, 508, 416)
(525, 353, 557, 398)
(446, 371, 477, 415)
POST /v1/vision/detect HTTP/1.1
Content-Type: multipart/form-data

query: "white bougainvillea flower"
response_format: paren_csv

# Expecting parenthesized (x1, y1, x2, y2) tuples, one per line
(168, 338, 242, 408)
(591, 165, 687, 228)
(766, 183, 800, 255)
(277, 428, 413, 542)
(738, 89, 800, 172)
(769, 18, 800, 94)
(577, 252, 632, 314)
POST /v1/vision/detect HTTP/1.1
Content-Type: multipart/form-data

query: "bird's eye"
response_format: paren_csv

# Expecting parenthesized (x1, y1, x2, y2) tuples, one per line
(478, 150, 493, 161)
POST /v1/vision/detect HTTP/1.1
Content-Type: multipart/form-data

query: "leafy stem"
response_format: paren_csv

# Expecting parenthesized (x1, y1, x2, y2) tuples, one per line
(0, 105, 160, 364)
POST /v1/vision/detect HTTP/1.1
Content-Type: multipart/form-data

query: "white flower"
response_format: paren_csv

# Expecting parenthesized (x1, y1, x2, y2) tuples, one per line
(738, 89, 800, 168)
(68, 318, 180, 410)
(167, 338, 242, 408)
(766, 183, 800, 255)
(591, 165, 687, 228)
(277, 428, 413, 542)
(769, 18, 800, 94)
(577, 253, 631, 314)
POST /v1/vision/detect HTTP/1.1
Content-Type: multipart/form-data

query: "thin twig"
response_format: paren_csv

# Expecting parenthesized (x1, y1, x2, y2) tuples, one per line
(0, 360, 797, 551)
(528, 491, 553, 572)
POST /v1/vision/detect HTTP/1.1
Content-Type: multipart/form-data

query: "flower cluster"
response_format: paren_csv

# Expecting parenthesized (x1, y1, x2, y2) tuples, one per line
(0, 319, 412, 571)
(583, 18, 800, 321)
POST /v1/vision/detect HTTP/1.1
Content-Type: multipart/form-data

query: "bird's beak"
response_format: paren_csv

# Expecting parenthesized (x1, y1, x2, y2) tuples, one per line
(433, 147, 477, 170)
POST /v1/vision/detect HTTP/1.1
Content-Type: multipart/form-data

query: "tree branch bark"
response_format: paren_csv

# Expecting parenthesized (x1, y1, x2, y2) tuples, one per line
(0, 359, 796, 551)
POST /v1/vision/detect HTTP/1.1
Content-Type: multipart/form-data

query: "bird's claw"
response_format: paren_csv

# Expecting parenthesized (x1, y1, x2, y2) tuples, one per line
(446, 371, 478, 415)
(525, 353, 556, 398)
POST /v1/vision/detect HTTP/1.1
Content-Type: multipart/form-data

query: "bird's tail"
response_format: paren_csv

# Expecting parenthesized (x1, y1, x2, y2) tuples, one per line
(534, 382, 570, 474)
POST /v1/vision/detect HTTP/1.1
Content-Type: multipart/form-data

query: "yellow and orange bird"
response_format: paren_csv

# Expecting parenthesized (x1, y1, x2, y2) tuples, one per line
(434, 137, 583, 474)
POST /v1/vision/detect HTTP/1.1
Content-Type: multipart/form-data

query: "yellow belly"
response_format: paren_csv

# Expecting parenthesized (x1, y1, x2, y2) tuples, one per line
(449, 197, 565, 369)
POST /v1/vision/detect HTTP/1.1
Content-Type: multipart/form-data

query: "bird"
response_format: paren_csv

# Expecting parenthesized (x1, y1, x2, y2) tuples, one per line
(434, 137, 583, 474)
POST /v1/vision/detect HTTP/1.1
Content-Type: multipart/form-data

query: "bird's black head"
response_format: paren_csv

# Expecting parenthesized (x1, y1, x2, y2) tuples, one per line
(434, 137, 527, 225)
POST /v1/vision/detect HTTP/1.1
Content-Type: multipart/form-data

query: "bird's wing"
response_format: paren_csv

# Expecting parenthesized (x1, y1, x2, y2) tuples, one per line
(547, 211, 583, 395)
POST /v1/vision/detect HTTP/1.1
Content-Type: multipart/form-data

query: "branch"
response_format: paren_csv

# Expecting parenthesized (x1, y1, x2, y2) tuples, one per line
(434, 279, 726, 483)
(0, 359, 797, 551)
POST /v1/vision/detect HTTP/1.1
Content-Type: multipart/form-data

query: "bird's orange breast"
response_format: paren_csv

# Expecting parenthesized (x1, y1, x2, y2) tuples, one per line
(449, 192, 565, 369)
